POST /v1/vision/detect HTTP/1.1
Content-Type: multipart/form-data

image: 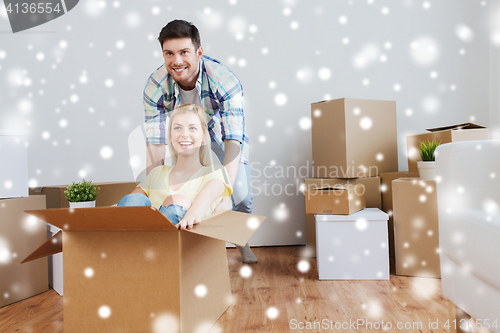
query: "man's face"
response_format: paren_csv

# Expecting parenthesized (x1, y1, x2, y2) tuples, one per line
(162, 38, 203, 90)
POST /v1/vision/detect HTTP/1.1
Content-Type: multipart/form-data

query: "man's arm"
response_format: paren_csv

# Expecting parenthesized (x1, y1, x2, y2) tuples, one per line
(223, 139, 241, 187)
(146, 144, 166, 175)
(213, 139, 240, 211)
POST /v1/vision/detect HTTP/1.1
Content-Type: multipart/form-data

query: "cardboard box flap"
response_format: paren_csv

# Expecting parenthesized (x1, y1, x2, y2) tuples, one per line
(187, 210, 266, 247)
(426, 123, 486, 132)
(21, 231, 62, 264)
(24, 206, 178, 231)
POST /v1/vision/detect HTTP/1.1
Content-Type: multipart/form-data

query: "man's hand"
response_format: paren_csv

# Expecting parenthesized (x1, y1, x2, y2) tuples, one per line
(214, 197, 232, 212)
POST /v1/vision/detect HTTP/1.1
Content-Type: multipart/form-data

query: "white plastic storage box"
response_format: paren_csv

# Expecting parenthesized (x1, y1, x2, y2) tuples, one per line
(316, 208, 389, 280)
(47, 224, 63, 296)
(0, 130, 28, 198)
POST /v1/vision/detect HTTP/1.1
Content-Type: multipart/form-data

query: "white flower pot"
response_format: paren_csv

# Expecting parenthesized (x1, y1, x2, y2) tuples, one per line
(417, 161, 436, 181)
(69, 200, 96, 208)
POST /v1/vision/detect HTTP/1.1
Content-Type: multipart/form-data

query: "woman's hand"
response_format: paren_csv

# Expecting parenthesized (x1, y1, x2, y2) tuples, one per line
(177, 206, 204, 230)
(177, 179, 226, 230)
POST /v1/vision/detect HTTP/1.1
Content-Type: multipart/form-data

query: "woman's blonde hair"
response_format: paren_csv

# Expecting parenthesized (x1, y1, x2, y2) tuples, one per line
(167, 104, 212, 166)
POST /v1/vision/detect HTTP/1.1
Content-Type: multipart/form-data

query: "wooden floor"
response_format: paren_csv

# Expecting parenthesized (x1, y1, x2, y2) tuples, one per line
(0, 246, 491, 333)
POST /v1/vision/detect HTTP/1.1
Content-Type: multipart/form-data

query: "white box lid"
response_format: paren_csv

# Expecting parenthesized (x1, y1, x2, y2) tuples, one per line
(316, 208, 388, 222)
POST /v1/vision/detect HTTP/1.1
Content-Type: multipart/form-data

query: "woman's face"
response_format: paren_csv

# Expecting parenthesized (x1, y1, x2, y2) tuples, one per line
(170, 112, 205, 157)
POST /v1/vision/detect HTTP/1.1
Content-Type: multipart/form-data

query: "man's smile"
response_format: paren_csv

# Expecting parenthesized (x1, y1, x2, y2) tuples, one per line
(172, 66, 188, 73)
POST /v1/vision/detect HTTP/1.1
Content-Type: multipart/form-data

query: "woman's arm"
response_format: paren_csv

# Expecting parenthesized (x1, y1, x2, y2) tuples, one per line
(177, 179, 226, 230)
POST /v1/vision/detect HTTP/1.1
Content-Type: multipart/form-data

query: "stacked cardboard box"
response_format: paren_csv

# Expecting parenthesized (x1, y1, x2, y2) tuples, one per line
(392, 178, 440, 278)
(304, 98, 398, 257)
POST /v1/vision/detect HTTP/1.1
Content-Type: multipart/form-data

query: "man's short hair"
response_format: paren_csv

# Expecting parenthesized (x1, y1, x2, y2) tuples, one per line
(158, 20, 201, 50)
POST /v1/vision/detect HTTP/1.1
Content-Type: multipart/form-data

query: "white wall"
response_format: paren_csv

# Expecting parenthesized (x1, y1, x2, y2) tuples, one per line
(490, 0, 500, 139)
(0, 0, 494, 246)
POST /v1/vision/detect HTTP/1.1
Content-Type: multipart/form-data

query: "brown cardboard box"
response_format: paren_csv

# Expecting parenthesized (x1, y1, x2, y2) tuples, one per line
(304, 177, 380, 258)
(29, 182, 138, 208)
(379, 172, 418, 259)
(311, 98, 398, 178)
(0, 196, 48, 308)
(392, 178, 440, 278)
(305, 184, 366, 215)
(22, 207, 265, 333)
(406, 123, 489, 174)
(305, 177, 381, 209)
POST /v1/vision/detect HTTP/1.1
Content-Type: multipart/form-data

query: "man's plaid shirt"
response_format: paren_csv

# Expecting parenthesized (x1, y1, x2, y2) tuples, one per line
(143, 55, 249, 164)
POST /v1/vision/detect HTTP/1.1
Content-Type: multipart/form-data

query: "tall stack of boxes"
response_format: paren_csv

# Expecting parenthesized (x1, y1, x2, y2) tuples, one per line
(304, 98, 398, 257)
(0, 130, 49, 308)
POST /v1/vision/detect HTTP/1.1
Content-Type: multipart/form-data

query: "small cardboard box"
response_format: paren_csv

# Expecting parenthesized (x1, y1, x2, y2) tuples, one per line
(0, 196, 48, 308)
(311, 98, 397, 178)
(0, 130, 28, 199)
(315, 208, 389, 280)
(392, 178, 440, 278)
(29, 182, 138, 208)
(379, 171, 418, 259)
(22, 206, 265, 333)
(305, 177, 381, 209)
(304, 184, 366, 215)
(406, 123, 489, 174)
(304, 177, 380, 258)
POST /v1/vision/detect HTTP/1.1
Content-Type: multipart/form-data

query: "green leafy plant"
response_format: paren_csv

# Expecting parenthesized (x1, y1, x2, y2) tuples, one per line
(64, 180, 100, 203)
(419, 139, 442, 162)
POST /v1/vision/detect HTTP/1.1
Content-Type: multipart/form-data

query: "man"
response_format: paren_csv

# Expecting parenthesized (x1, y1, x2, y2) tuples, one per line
(143, 20, 257, 263)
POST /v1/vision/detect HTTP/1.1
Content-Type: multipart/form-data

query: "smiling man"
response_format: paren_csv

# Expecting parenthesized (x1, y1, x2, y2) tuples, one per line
(143, 20, 257, 264)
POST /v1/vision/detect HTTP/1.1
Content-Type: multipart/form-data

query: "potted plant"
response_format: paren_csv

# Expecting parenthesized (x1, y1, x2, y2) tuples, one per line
(417, 139, 442, 181)
(64, 180, 100, 208)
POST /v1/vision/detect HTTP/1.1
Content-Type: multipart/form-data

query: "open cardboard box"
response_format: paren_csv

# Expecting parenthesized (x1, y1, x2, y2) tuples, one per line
(406, 123, 489, 174)
(304, 184, 366, 215)
(21, 206, 265, 333)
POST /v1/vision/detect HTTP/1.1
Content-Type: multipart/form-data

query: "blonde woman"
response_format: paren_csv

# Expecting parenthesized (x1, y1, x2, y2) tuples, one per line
(118, 104, 232, 230)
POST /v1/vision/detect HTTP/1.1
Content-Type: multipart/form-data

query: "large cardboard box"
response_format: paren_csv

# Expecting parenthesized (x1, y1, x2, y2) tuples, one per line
(22, 206, 265, 333)
(315, 208, 389, 280)
(304, 177, 381, 258)
(0, 196, 48, 308)
(392, 178, 440, 278)
(379, 172, 418, 259)
(29, 182, 138, 208)
(304, 184, 366, 215)
(0, 130, 28, 199)
(406, 123, 489, 174)
(311, 98, 397, 178)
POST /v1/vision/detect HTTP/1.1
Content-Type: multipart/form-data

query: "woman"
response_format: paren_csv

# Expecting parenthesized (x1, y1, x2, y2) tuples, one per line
(118, 104, 232, 230)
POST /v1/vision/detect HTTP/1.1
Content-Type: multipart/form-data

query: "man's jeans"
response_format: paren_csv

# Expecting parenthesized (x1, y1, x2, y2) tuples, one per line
(117, 193, 187, 225)
(211, 140, 253, 214)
